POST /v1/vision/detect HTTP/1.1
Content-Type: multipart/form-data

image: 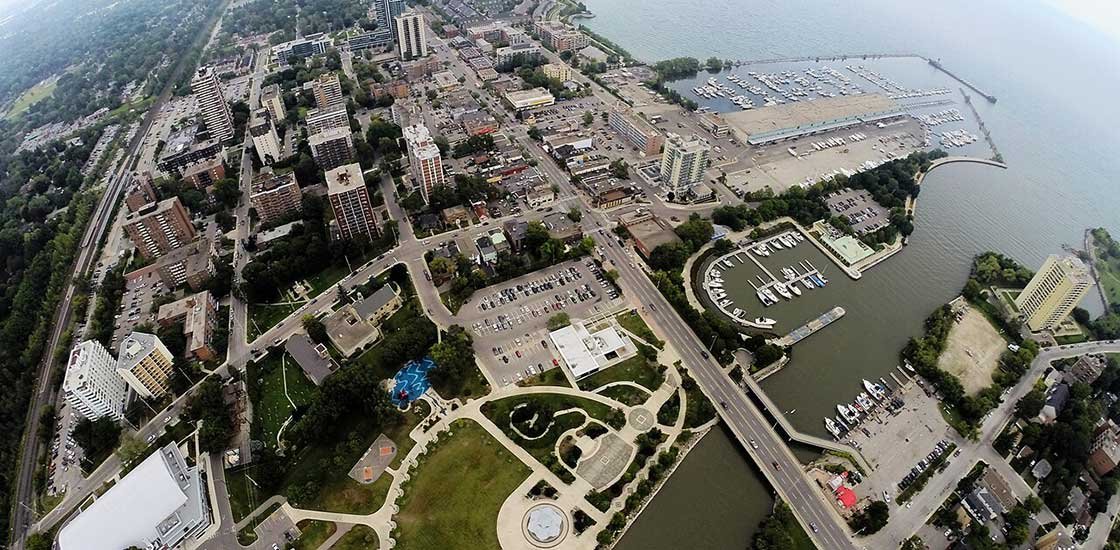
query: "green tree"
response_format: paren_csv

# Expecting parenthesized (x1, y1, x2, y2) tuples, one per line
(649, 241, 690, 271)
(302, 314, 327, 344)
(567, 207, 582, 222)
(115, 432, 149, 466)
(851, 500, 889, 534)
(582, 111, 593, 126)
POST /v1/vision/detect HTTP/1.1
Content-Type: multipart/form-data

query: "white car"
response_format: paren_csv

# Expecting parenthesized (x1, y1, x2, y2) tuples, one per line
(883, 491, 891, 503)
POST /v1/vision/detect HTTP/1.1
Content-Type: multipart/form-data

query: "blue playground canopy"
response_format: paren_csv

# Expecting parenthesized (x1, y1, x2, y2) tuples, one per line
(390, 357, 436, 407)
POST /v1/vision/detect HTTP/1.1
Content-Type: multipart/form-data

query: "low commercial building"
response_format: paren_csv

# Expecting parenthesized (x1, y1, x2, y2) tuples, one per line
(725, 93, 903, 146)
(698, 112, 729, 137)
(324, 285, 403, 356)
(273, 34, 331, 65)
(57, 444, 211, 550)
(156, 291, 219, 362)
(503, 88, 556, 112)
(542, 212, 583, 243)
(62, 341, 129, 421)
(620, 210, 681, 258)
(370, 79, 410, 100)
(592, 186, 634, 209)
(608, 107, 664, 157)
(460, 110, 498, 136)
(250, 168, 303, 224)
(433, 71, 459, 91)
(549, 321, 636, 379)
(1066, 353, 1107, 386)
(525, 181, 556, 208)
(115, 332, 175, 399)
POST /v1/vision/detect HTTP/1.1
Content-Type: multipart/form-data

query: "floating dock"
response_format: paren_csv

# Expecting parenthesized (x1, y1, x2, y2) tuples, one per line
(773, 306, 846, 347)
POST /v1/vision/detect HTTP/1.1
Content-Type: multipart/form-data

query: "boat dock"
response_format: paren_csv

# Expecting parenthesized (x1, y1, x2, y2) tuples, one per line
(742, 376, 873, 472)
(773, 306, 846, 347)
(927, 59, 997, 103)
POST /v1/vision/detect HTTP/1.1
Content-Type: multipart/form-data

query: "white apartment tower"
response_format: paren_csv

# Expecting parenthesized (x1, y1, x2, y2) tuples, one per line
(659, 133, 710, 198)
(312, 73, 346, 112)
(250, 109, 283, 165)
(403, 123, 446, 204)
(63, 341, 130, 421)
(1015, 255, 1093, 332)
(191, 66, 235, 143)
(395, 11, 429, 60)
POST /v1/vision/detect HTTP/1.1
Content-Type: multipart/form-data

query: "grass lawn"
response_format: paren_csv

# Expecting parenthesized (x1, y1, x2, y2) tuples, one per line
(4, 76, 58, 120)
(248, 302, 299, 341)
(394, 419, 530, 550)
(518, 367, 571, 388)
(333, 525, 379, 550)
(482, 394, 618, 472)
(255, 352, 316, 448)
(598, 384, 650, 406)
(617, 310, 664, 349)
(1093, 233, 1120, 304)
(578, 353, 665, 392)
(293, 520, 336, 550)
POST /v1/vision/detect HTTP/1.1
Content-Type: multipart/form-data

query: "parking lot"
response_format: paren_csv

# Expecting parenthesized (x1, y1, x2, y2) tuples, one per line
(462, 259, 622, 386)
(111, 270, 166, 350)
(45, 407, 85, 501)
(825, 188, 890, 235)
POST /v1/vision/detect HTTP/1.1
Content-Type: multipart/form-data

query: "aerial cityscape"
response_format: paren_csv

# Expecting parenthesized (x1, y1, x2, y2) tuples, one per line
(0, 0, 1117, 549)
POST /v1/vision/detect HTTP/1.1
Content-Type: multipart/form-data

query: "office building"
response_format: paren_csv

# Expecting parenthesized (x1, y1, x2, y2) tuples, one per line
(157, 291, 219, 362)
(403, 123, 447, 204)
(609, 107, 665, 157)
(306, 107, 351, 136)
(1015, 255, 1093, 332)
(309, 127, 355, 171)
(541, 63, 572, 82)
(261, 83, 286, 122)
(533, 21, 590, 52)
(312, 73, 345, 112)
(378, 0, 405, 37)
(395, 11, 428, 60)
(250, 109, 282, 165)
(62, 341, 129, 421)
(327, 163, 380, 241)
(122, 197, 197, 260)
(659, 133, 710, 197)
(190, 66, 235, 143)
(115, 332, 175, 399)
(57, 444, 211, 550)
(503, 87, 556, 111)
(273, 34, 331, 65)
(250, 168, 303, 224)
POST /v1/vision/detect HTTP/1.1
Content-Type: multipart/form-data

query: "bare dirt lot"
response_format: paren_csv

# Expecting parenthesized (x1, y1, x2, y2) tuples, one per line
(937, 305, 1007, 395)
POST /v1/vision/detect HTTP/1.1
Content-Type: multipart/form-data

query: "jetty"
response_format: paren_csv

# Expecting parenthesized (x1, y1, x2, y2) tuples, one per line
(773, 306, 846, 347)
(928, 59, 997, 103)
(959, 90, 1003, 161)
(742, 376, 872, 472)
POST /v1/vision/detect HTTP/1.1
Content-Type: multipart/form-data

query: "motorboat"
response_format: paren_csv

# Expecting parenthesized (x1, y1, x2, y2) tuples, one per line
(802, 278, 814, 290)
(753, 317, 776, 327)
(732, 308, 744, 317)
(771, 239, 784, 250)
(837, 404, 858, 424)
(825, 418, 841, 439)
(863, 379, 886, 401)
(773, 283, 792, 299)
(790, 284, 802, 297)
(763, 288, 779, 303)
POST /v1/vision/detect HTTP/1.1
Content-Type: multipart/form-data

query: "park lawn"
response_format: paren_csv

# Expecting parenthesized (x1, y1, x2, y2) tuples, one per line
(578, 354, 665, 392)
(248, 302, 298, 341)
(617, 310, 664, 349)
(255, 352, 316, 448)
(293, 520, 336, 550)
(482, 394, 616, 468)
(518, 367, 571, 388)
(332, 525, 379, 550)
(394, 419, 531, 550)
(4, 77, 58, 120)
(1094, 235, 1120, 304)
(598, 384, 650, 407)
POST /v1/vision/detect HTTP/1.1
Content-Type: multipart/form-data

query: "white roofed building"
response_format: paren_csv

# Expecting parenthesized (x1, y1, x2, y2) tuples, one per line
(549, 321, 637, 379)
(62, 340, 129, 421)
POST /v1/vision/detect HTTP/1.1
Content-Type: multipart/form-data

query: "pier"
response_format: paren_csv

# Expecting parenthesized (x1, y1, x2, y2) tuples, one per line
(742, 376, 873, 472)
(773, 306, 846, 347)
(959, 90, 1003, 161)
(928, 59, 997, 103)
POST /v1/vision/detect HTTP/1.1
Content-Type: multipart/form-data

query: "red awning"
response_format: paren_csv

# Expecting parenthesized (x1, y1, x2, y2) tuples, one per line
(835, 486, 857, 508)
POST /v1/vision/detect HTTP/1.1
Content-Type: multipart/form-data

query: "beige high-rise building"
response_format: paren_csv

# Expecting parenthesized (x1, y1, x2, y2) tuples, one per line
(250, 109, 283, 165)
(306, 107, 351, 136)
(659, 133, 710, 198)
(395, 11, 428, 60)
(115, 332, 175, 399)
(261, 83, 286, 122)
(312, 73, 345, 112)
(191, 66, 235, 143)
(1014, 254, 1092, 332)
(403, 123, 446, 205)
(122, 197, 197, 260)
(326, 163, 380, 241)
(250, 168, 303, 224)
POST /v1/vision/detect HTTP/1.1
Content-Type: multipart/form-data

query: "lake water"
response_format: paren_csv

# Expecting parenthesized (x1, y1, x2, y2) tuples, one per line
(579, 0, 1120, 547)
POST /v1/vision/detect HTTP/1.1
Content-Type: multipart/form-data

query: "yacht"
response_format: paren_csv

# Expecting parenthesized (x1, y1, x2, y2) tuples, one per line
(773, 283, 792, 299)
(802, 278, 814, 290)
(856, 392, 874, 411)
(763, 288, 779, 303)
(719, 299, 732, 307)
(863, 379, 886, 401)
(837, 404, 859, 424)
(732, 308, 744, 317)
(756, 290, 771, 306)
(825, 418, 842, 439)
(771, 239, 784, 250)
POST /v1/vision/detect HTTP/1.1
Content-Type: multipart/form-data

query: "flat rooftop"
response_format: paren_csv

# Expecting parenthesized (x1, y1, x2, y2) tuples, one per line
(726, 94, 898, 138)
